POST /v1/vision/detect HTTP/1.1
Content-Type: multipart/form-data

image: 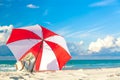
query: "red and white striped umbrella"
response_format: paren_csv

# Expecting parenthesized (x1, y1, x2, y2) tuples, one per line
(6, 24, 71, 71)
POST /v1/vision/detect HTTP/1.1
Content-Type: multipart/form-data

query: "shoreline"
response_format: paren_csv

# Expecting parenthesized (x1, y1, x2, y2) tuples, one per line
(1, 67, 120, 80)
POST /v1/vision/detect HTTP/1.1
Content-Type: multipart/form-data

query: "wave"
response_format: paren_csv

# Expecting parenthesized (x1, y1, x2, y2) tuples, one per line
(65, 65, 74, 68)
(0, 64, 16, 72)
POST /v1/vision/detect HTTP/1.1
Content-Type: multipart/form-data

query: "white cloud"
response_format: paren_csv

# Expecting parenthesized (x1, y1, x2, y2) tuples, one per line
(89, 0, 116, 7)
(115, 38, 120, 47)
(88, 35, 120, 53)
(26, 4, 39, 8)
(0, 25, 13, 45)
(0, 25, 13, 31)
(67, 41, 86, 55)
(79, 41, 84, 45)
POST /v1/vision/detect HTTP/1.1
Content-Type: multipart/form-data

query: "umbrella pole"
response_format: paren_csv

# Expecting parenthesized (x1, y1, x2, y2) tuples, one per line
(30, 40, 43, 73)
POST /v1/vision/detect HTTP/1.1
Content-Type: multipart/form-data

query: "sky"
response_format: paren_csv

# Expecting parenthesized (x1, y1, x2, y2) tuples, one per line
(1, 0, 120, 60)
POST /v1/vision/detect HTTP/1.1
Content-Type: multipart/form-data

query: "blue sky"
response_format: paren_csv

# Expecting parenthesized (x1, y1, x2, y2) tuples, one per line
(1, 0, 120, 59)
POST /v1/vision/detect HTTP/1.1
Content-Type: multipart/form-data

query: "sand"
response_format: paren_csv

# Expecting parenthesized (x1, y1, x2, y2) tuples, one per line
(1, 68, 120, 80)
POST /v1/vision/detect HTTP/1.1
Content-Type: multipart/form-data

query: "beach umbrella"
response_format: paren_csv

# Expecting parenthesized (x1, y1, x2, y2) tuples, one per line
(6, 24, 71, 71)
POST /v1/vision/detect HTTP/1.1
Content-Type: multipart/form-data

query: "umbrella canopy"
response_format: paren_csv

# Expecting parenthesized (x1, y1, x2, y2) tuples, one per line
(6, 24, 71, 71)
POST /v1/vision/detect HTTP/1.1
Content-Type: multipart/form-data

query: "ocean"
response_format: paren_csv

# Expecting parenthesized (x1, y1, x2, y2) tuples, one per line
(1, 60, 120, 71)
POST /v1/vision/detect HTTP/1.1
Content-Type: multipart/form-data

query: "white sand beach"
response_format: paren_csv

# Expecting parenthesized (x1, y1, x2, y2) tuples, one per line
(1, 68, 120, 80)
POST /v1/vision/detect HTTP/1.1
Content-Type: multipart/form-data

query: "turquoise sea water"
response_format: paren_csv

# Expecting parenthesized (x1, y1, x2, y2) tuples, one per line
(0, 60, 16, 71)
(64, 60, 120, 70)
(1, 60, 120, 71)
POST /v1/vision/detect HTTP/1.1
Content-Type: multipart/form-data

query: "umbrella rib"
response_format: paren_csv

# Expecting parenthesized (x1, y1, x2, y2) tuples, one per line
(30, 40, 43, 72)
